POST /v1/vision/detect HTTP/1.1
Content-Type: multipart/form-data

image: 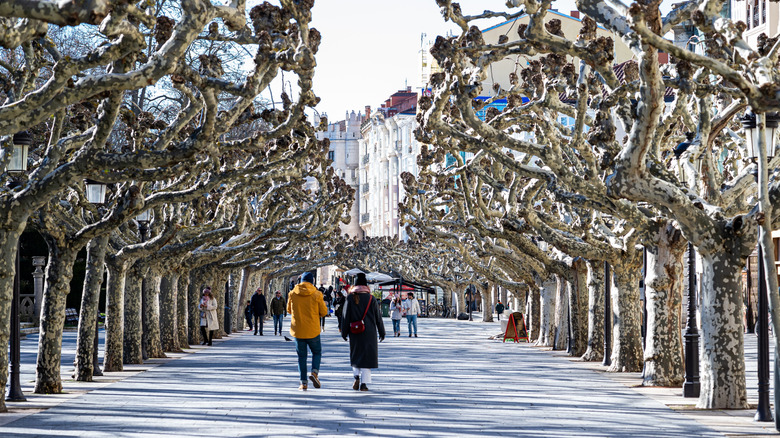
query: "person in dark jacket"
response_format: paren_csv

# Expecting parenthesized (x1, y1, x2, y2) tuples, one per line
(333, 290, 346, 332)
(250, 288, 267, 335)
(270, 290, 286, 335)
(244, 300, 253, 331)
(341, 273, 385, 391)
(495, 301, 505, 321)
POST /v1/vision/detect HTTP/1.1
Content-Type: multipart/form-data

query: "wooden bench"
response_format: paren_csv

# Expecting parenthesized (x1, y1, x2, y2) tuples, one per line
(65, 308, 79, 325)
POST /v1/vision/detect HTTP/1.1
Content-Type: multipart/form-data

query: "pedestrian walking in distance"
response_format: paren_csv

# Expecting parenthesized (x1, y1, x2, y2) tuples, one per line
(318, 284, 327, 331)
(495, 300, 505, 321)
(403, 292, 421, 337)
(244, 300, 253, 331)
(251, 288, 268, 335)
(333, 290, 346, 332)
(199, 287, 218, 346)
(390, 296, 403, 337)
(341, 273, 385, 391)
(270, 290, 286, 335)
(288, 272, 328, 391)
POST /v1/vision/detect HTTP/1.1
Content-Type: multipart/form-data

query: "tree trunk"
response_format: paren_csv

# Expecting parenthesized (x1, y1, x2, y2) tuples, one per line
(160, 274, 182, 352)
(75, 235, 109, 381)
(229, 270, 241, 333)
(123, 266, 143, 364)
(553, 275, 569, 351)
(643, 223, 685, 387)
(103, 260, 127, 372)
(607, 248, 644, 372)
(456, 288, 466, 316)
(581, 260, 605, 361)
(482, 283, 494, 322)
(214, 273, 226, 337)
(34, 241, 78, 394)
(571, 260, 588, 356)
(144, 274, 166, 358)
(697, 250, 749, 409)
(0, 225, 25, 412)
(528, 286, 540, 341)
(537, 278, 556, 347)
(188, 271, 203, 345)
(177, 273, 190, 348)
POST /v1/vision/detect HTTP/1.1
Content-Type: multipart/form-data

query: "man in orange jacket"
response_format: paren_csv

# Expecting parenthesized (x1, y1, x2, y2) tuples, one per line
(287, 271, 328, 391)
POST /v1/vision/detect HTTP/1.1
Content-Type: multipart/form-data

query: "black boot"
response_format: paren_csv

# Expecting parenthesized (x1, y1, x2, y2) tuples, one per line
(352, 376, 360, 391)
(208, 330, 214, 346)
(200, 326, 208, 345)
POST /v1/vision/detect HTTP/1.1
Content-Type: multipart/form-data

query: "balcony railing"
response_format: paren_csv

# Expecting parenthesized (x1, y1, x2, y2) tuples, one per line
(360, 213, 370, 224)
(362, 154, 370, 165)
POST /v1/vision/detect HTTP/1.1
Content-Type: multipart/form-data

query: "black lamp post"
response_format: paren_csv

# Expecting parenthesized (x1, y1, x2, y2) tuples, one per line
(467, 285, 474, 321)
(6, 131, 30, 402)
(84, 179, 107, 377)
(682, 242, 700, 397)
(741, 111, 779, 423)
(603, 261, 612, 367)
(135, 210, 150, 361)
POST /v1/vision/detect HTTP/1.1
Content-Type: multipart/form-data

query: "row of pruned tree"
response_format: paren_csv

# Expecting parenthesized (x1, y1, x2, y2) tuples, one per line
(395, 0, 780, 411)
(0, 0, 356, 413)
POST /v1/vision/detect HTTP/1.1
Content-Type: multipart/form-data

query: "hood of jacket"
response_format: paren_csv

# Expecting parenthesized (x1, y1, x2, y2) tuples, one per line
(292, 282, 319, 297)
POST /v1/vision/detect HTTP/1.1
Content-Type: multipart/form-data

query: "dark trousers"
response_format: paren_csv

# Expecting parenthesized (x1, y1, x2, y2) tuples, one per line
(253, 315, 264, 334)
(200, 326, 213, 345)
(245, 314, 253, 330)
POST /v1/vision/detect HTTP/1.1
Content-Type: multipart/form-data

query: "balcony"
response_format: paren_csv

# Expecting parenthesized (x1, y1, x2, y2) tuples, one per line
(362, 154, 370, 165)
(360, 213, 370, 224)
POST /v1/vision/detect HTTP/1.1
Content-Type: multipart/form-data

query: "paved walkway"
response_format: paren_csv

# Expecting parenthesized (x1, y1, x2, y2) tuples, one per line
(1, 316, 777, 437)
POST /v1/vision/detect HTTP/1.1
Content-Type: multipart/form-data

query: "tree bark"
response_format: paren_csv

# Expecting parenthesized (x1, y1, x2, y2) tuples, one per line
(553, 275, 569, 351)
(34, 239, 78, 394)
(160, 274, 182, 352)
(697, 250, 749, 408)
(537, 278, 556, 347)
(571, 260, 588, 356)
(123, 266, 143, 364)
(144, 274, 166, 357)
(177, 273, 190, 348)
(0, 225, 25, 412)
(75, 235, 109, 381)
(103, 260, 127, 371)
(581, 260, 605, 361)
(481, 283, 494, 322)
(528, 285, 540, 341)
(643, 223, 685, 387)
(607, 248, 644, 372)
(188, 271, 204, 345)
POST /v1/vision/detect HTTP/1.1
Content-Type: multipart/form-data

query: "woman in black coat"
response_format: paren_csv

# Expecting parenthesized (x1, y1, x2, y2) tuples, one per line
(341, 273, 385, 391)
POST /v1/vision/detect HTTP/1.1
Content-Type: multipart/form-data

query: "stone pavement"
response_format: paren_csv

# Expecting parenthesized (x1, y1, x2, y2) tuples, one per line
(0, 316, 777, 437)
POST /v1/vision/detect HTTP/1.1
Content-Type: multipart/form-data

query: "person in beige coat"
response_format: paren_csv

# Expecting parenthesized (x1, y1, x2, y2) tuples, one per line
(199, 287, 219, 346)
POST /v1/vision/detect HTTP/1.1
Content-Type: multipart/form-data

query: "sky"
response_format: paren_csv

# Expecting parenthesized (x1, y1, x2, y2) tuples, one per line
(258, 0, 674, 123)
(307, 0, 527, 120)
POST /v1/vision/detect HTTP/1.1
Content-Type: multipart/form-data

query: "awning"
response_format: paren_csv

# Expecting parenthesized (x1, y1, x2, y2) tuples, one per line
(366, 272, 394, 283)
(344, 268, 365, 275)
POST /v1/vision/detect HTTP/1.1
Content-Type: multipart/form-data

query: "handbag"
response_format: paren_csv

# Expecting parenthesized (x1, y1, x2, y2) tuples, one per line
(349, 295, 372, 334)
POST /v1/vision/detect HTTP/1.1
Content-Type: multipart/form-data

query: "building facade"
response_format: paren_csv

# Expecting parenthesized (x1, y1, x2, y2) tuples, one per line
(358, 88, 421, 241)
(315, 110, 364, 239)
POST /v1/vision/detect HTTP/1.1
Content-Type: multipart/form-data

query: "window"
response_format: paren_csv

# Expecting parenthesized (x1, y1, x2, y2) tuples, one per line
(328, 151, 334, 161)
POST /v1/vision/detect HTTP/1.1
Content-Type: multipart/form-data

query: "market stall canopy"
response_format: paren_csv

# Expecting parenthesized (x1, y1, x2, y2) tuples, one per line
(344, 268, 365, 275)
(366, 272, 394, 283)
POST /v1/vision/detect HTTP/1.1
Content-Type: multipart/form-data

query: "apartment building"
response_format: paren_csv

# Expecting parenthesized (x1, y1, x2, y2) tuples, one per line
(314, 110, 364, 239)
(358, 87, 421, 241)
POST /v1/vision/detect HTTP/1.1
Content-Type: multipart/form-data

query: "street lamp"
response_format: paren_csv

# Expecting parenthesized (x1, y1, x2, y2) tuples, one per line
(741, 111, 779, 423)
(136, 211, 151, 361)
(85, 180, 108, 377)
(6, 131, 30, 402)
(674, 136, 702, 397)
